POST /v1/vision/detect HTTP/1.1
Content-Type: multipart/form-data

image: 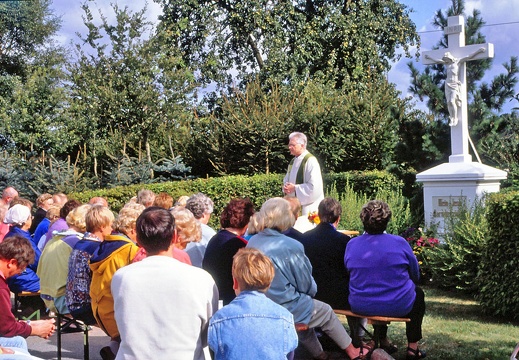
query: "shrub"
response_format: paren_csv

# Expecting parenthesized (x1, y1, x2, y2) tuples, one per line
(477, 191, 519, 319)
(424, 197, 488, 294)
(331, 182, 411, 235)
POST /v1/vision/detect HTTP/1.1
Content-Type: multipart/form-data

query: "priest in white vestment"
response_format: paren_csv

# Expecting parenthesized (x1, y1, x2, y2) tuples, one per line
(283, 132, 324, 217)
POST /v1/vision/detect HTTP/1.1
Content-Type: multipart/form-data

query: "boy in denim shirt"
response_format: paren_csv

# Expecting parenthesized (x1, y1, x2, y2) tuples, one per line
(209, 248, 298, 360)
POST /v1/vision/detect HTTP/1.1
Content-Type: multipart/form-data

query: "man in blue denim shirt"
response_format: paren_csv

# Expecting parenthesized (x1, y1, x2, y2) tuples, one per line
(208, 248, 298, 360)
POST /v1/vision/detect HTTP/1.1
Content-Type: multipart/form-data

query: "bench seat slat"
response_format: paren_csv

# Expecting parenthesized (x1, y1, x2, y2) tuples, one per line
(333, 309, 410, 323)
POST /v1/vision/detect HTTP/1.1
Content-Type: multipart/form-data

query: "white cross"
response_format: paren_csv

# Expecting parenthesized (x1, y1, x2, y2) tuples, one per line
(422, 15, 494, 163)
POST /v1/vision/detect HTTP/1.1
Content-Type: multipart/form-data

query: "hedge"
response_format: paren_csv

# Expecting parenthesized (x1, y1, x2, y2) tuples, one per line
(69, 170, 401, 229)
(477, 191, 519, 319)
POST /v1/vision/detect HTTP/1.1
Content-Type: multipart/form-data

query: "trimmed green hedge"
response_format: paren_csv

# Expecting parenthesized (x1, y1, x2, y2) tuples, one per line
(477, 191, 519, 319)
(70, 170, 401, 229)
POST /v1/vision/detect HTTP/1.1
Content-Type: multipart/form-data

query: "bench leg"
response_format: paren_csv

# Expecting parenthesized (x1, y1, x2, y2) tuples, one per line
(372, 324, 382, 349)
(57, 313, 62, 360)
(83, 326, 89, 360)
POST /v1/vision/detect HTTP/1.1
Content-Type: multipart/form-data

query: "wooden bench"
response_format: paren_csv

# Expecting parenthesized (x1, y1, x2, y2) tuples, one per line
(13, 291, 41, 320)
(334, 309, 410, 348)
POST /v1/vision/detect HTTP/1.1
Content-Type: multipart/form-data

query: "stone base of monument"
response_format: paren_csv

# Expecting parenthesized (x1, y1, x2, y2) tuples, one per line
(416, 162, 507, 235)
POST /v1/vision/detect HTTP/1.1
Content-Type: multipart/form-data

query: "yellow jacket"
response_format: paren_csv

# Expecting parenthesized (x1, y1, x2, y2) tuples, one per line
(89, 233, 139, 338)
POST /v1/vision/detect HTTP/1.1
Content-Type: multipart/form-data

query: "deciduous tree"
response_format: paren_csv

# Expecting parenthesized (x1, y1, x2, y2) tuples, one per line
(156, 0, 419, 90)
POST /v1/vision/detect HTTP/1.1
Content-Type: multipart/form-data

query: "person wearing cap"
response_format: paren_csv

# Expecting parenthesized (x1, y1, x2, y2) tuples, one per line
(4, 204, 41, 293)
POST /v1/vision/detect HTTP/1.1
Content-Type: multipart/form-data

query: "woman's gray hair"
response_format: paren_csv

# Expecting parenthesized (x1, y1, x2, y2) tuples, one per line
(257, 197, 295, 233)
(185, 193, 214, 220)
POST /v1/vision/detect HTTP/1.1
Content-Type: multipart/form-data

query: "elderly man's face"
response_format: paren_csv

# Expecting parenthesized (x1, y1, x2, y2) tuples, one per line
(288, 139, 304, 157)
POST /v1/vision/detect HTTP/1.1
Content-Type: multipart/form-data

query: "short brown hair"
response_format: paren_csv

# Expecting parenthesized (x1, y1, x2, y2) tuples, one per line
(284, 196, 301, 219)
(0, 235, 35, 269)
(318, 197, 342, 223)
(220, 198, 254, 229)
(9, 197, 33, 209)
(153, 192, 174, 210)
(360, 200, 392, 234)
(232, 248, 274, 292)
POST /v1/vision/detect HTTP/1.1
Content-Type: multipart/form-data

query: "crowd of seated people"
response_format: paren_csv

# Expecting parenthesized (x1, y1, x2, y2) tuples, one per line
(0, 185, 426, 360)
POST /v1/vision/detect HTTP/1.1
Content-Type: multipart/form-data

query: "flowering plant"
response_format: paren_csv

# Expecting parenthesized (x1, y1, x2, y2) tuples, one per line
(307, 211, 320, 225)
(400, 227, 440, 282)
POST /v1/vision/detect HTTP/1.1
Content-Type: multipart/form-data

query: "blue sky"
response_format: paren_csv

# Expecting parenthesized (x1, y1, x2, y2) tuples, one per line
(388, 0, 519, 112)
(51, 0, 518, 112)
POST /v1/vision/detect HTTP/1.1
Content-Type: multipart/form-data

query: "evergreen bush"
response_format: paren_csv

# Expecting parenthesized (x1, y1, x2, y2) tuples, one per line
(425, 197, 488, 294)
(477, 191, 519, 319)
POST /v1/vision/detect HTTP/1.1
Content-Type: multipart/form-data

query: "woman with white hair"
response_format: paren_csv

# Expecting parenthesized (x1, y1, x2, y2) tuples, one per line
(247, 197, 370, 360)
(4, 204, 40, 294)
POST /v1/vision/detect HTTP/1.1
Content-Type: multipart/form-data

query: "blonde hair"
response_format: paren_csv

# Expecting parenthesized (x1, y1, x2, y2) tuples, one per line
(284, 196, 301, 219)
(170, 207, 201, 248)
(175, 195, 190, 207)
(45, 205, 61, 221)
(257, 197, 294, 233)
(232, 248, 275, 292)
(246, 212, 263, 236)
(36, 193, 53, 207)
(113, 205, 145, 235)
(85, 205, 114, 232)
(66, 204, 92, 232)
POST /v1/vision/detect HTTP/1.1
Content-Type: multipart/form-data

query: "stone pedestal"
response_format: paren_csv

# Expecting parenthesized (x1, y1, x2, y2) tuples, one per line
(416, 162, 507, 234)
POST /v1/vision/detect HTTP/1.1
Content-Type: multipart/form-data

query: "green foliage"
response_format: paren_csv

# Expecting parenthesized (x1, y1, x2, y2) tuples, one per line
(186, 76, 409, 176)
(326, 170, 402, 198)
(185, 80, 292, 175)
(0, 0, 61, 77)
(68, 170, 398, 229)
(0, 152, 32, 196)
(0, 64, 75, 155)
(70, 174, 284, 229)
(477, 192, 519, 319)
(157, 0, 419, 88)
(328, 179, 411, 235)
(425, 197, 488, 294)
(295, 76, 404, 172)
(67, 2, 196, 180)
(102, 153, 193, 187)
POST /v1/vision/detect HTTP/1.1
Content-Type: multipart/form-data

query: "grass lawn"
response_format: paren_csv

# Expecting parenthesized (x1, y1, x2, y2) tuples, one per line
(380, 286, 519, 360)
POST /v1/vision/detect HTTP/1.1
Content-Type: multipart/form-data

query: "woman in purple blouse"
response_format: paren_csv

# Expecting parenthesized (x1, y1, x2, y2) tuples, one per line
(345, 200, 426, 360)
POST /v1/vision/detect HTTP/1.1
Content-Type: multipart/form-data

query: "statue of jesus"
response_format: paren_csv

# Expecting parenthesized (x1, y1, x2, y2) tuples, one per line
(424, 47, 486, 126)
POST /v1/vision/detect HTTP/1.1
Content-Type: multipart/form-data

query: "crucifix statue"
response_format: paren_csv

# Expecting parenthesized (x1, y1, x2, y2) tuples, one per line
(422, 15, 494, 163)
